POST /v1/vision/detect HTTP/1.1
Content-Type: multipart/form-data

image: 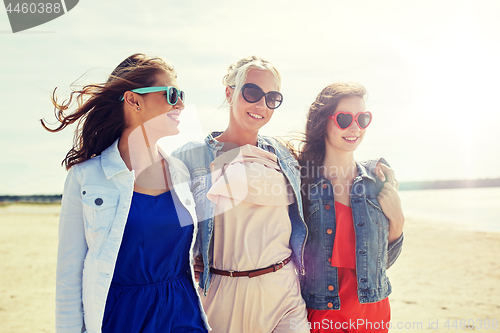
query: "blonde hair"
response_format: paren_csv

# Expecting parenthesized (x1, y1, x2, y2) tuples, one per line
(222, 56, 281, 106)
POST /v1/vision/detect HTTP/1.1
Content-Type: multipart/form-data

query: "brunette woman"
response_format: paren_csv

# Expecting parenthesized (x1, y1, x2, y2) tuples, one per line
(299, 82, 404, 333)
(43, 54, 209, 333)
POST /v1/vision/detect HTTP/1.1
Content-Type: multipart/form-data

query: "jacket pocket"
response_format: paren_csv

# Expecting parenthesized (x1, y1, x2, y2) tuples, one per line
(81, 186, 120, 231)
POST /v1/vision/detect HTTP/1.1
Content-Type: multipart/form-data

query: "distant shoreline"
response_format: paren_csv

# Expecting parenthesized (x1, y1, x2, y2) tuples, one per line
(0, 195, 62, 204)
(398, 178, 500, 191)
(1, 179, 500, 203)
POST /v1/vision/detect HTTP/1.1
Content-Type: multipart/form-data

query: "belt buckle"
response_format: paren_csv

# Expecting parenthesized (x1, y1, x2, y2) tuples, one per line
(275, 259, 284, 271)
(229, 270, 234, 278)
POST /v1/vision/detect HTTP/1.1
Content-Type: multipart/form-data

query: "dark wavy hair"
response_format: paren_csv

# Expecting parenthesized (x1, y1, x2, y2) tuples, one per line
(41, 53, 175, 170)
(298, 82, 367, 199)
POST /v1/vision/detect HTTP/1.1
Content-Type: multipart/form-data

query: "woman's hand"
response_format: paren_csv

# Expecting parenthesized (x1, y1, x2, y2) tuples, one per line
(194, 257, 204, 283)
(375, 162, 399, 190)
(378, 182, 405, 244)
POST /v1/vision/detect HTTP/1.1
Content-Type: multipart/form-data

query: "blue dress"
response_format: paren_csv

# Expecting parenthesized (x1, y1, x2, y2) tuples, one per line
(102, 191, 207, 333)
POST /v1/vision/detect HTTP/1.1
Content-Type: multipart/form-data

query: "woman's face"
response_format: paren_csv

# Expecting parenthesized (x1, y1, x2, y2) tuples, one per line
(325, 96, 367, 154)
(227, 69, 278, 134)
(134, 71, 184, 139)
(140, 71, 184, 127)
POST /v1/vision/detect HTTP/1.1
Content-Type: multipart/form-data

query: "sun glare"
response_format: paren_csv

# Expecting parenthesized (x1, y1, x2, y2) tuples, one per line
(389, 2, 500, 176)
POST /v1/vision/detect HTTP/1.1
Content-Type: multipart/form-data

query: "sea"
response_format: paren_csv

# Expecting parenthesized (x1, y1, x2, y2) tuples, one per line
(399, 187, 500, 233)
(1, 187, 499, 233)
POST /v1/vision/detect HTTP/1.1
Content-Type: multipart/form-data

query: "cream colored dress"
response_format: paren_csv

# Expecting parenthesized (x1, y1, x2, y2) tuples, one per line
(202, 144, 309, 333)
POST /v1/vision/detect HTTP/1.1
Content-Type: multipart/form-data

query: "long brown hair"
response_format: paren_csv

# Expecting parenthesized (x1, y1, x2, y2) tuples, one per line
(41, 53, 175, 170)
(298, 82, 367, 200)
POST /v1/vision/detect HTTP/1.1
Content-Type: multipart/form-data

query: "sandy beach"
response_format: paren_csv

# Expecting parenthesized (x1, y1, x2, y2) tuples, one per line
(0, 204, 499, 332)
(388, 216, 500, 332)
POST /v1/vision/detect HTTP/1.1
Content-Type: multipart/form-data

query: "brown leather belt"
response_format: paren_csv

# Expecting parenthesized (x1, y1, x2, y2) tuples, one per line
(210, 256, 292, 278)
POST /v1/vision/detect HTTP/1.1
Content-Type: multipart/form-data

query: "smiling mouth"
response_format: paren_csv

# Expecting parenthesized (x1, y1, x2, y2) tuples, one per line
(167, 112, 180, 123)
(248, 112, 264, 120)
(343, 136, 359, 143)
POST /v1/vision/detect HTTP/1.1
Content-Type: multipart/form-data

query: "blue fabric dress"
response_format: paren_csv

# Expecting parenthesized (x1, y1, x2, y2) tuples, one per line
(102, 190, 207, 333)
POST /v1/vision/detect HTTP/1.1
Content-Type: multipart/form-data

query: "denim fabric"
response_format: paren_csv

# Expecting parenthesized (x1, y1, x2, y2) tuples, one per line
(300, 161, 404, 310)
(55, 139, 209, 333)
(172, 132, 308, 295)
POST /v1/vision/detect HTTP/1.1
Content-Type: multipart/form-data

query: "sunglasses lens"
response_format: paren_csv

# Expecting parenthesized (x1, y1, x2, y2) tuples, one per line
(266, 92, 283, 109)
(168, 88, 178, 105)
(358, 113, 371, 128)
(336, 113, 353, 129)
(179, 90, 185, 102)
(242, 84, 263, 103)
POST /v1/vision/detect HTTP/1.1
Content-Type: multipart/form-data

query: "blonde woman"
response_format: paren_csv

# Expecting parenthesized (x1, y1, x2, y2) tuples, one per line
(173, 56, 310, 332)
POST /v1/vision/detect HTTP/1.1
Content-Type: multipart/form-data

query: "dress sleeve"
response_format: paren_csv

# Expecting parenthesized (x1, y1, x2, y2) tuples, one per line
(55, 165, 88, 333)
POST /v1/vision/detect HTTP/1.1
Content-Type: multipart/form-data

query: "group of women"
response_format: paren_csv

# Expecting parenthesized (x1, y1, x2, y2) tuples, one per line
(44, 53, 404, 333)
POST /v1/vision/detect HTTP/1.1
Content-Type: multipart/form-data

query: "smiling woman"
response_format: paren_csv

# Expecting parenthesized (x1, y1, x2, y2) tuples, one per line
(172, 55, 311, 333)
(40, 53, 209, 333)
(41, 54, 177, 169)
(299, 82, 404, 333)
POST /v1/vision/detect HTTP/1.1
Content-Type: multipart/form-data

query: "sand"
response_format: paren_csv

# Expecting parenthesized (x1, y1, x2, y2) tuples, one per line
(388, 217, 500, 332)
(0, 204, 499, 332)
(0, 204, 59, 333)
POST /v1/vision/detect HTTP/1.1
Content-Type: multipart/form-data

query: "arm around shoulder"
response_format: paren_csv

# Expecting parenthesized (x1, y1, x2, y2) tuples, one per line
(56, 165, 88, 333)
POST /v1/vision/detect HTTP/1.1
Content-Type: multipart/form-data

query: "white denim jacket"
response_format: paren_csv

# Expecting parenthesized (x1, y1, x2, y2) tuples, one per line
(55, 138, 209, 333)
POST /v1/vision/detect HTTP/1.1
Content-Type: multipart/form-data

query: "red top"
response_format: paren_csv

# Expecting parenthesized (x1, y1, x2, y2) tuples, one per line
(307, 202, 390, 333)
(331, 202, 357, 269)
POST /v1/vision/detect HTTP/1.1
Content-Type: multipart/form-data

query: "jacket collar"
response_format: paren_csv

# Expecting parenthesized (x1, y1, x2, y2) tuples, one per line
(356, 161, 377, 183)
(100, 138, 130, 179)
(157, 149, 191, 184)
(205, 132, 224, 149)
(204, 131, 274, 152)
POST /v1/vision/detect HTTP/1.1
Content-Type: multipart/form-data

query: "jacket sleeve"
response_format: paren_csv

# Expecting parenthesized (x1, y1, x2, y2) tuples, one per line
(387, 233, 404, 269)
(359, 158, 404, 268)
(55, 166, 88, 333)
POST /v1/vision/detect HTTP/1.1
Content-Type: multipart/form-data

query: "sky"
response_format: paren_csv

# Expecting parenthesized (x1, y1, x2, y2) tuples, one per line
(1, 0, 500, 195)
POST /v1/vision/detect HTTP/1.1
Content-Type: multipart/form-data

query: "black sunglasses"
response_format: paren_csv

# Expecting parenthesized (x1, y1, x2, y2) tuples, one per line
(232, 83, 283, 109)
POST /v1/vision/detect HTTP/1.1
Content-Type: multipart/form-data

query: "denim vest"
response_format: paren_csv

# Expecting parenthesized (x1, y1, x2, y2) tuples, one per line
(172, 132, 308, 295)
(300, 161, 403, 310)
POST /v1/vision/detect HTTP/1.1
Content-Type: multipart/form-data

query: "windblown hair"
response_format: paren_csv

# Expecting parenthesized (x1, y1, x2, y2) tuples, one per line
(222, 55, 281, 107)
(298, 82, 367, 198)
(41, 53, 175, 170)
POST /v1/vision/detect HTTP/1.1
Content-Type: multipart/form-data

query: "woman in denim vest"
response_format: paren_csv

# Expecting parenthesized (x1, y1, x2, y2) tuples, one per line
(173, 56, 312, 332)
(43, 54, 209, 333)
(298, 82, 404, 332)
(173, 58, 395, 332)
